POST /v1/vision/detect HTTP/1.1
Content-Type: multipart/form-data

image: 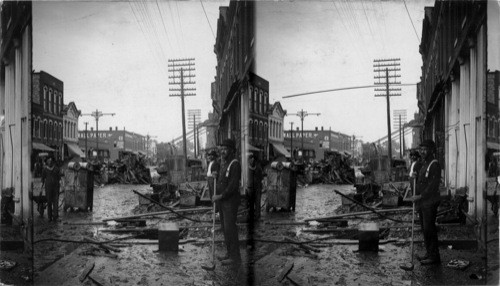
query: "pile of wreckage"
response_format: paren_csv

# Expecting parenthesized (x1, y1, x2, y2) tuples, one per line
(300, 151, 355, 185)
(104, 152, 152, 185)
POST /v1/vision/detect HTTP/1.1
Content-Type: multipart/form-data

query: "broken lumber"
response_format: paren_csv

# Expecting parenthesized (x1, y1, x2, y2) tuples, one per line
(79, 261, 95, 282)
(277, 261, 294, 282)
(304, 207, 412, 222)
(102, 206, 208, 222)
(88, 274, 108, 286)
(83, 237, 122, 253)
(284, 237, 321, 253)
(64, 221, 106, 226)
(265, 221, 308, 226)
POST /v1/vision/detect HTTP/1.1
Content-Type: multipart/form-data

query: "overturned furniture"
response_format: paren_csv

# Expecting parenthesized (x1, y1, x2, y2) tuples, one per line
(63, 162, 94, 212)
(266, 161, 297, 212)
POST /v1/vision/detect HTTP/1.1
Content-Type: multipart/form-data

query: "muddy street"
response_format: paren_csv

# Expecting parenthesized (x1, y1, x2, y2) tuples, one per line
(31, 182, 496, 286)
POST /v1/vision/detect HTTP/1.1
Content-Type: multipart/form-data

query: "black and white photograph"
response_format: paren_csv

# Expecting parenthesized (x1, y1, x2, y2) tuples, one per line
(0, 0, 499, 285)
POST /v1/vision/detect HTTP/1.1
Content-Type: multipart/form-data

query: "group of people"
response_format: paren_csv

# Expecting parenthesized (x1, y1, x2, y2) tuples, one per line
(408, 139, 442, 266)
(206, 139, 264, 266)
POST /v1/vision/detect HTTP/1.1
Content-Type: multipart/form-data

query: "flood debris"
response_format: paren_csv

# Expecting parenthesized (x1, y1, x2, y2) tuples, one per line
(0, 259, 17, 271)
(105, 152, 151, 185)
(78, 261, 95, 282)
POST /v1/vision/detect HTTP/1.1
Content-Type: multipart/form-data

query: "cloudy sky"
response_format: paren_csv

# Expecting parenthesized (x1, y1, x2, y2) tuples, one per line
(33, 1, 226, 143)
(34, 0, 436, 144)
(255, 0, 434, 143)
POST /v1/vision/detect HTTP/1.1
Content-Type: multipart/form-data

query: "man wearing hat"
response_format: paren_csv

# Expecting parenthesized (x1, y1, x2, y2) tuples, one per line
(206, 150, 220, 200)
(212, 138, 241, 265)
(410, 139, 441, 265)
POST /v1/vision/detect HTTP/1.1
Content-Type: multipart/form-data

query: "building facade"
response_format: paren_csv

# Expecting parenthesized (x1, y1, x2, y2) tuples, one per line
(213, 0, 255, 189)
(268, 101, 289, 159)
(32, 71, 64, 160)
(62, 101, 83, 160)
(284, 127, 352, 161)
(249, 73, 269, 159)
(0, 1, 32, 244)
(418, 0, 489, 220)
(78, 127, 146, 163)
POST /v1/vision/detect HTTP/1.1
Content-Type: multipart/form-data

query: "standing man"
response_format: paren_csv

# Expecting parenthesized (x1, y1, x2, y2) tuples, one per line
(411, 139, 441, 265)
(247, 153, 263, 222)
(41, 157, 63, 222)
(408, 149, 422, 198)
(206, 150, 220, 199)
(212, 139, 241, 266)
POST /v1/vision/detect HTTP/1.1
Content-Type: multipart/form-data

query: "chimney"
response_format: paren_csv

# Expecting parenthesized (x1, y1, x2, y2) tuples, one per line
(321, 126, 324, 131)
(296, 127, 299, 131)
(315, 127, 318, 131)
(91, 127, 94, 131)
(115, 127, 118, 131)
(109, 127, 112, 131)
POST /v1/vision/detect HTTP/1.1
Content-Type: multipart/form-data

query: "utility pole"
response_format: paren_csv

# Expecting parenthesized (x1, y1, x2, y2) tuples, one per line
(82, 109, 115, 162)
(290, 122, 294, 160)
(393, 109, 407, 159)
(374, 58, 401, 177)
(169, 58, 196, 180)
(188, 109, 201, 158)
(288, 109, 320, 158)
(84, 122, 89, 160)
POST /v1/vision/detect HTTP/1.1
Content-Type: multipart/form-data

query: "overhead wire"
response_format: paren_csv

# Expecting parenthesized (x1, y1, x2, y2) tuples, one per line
(200, 0, 216, 40)
(155, 0, 174, 51)
(165, 1, 182, 53)
(174, 1, 187, 53)
(402, 0, 421, 43)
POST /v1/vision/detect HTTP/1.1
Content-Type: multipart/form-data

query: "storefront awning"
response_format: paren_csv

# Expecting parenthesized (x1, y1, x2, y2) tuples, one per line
(487, 141, 500, 150)
(33, 142, 55, 152)
(66, 143, 84, 157)
(271, 143, 291, 158)
(248, 144, 261, 152)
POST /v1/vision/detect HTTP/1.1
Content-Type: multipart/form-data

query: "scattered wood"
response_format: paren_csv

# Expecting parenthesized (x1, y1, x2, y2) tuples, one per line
(64, 221, 106, 226)
(83, 237, 122, 253)
(304, 207, 412, 222)
(265, 221, 308, 226)
(277, 261, 294, 282)
(78, 261, 95, 282)
(88, 273, 108, 286)
(87, 250, 118, 259)
(284, 237, 321, 253)
(102, 205, 210, 222)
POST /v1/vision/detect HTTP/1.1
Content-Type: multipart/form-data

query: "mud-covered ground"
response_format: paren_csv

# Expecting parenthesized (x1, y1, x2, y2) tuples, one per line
(31, 183, 499, 286)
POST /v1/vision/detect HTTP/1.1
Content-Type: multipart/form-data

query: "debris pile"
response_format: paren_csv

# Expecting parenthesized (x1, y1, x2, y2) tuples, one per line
(302, 152, 355, 185)
(106, 153, 151, 185)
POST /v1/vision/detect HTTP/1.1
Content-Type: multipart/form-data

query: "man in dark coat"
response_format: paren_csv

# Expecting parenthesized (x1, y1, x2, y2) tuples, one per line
(411, 139, 442, 265)
(247, 153, 263, 221)
(212, 139, 241, 266)
(206, 150, 220, 199)
(41, 157, 63, 222)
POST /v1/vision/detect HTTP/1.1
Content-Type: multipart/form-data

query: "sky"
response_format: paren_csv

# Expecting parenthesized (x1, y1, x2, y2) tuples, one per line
(255, 0, 435, 143)
(33, 0, 436, 145)
(33, 0, 227, 143)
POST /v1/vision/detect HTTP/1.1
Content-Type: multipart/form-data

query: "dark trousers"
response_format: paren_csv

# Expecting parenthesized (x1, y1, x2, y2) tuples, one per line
(418, 202, 440, 260)
(248, 187, 262, 221)
(46, 187, 59, 220)
(219, 198, 241, 262)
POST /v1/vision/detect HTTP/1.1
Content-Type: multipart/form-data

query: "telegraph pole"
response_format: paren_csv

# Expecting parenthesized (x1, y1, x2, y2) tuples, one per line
(288, 109, 320, 157)
(188, 109, 201, 159)
(374, 58, 401, 176)
(82, 109, 115, 162)
(84, 122, 89, 160)
(289, 122, 294, 160)
(393, 109, 407, 159)
(169, 58, 196, 180)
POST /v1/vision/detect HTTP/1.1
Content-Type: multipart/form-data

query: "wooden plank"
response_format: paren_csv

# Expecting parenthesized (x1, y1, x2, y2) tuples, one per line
(79, 261, 95, 282)
(304, 208, 412, 222)
(277, 261, 294, 282)
(102, 206, 209, 222)
(83, 237, 122, 253)
(88, 274, 107, 286)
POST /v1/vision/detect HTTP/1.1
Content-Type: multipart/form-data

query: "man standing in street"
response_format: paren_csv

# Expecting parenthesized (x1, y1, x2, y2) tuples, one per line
(41, 157, 62, 222)
(411, 139, 442, 265)
(206, 150, 220, 200)
(247, 153, 263, 222)
(212, 139, 241, 266)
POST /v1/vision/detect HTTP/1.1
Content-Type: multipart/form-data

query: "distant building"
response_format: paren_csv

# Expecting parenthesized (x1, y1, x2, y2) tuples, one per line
(32, 71, 64, 160)
(78, 127, 146, 163)
(62, 102, 83, 160)
(268, 101, 289, 159)
(248, 73, 269, 159)
(284, 127, 352, 161)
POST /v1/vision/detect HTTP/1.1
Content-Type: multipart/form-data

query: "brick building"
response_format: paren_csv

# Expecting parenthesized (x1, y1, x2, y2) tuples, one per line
(32, 71, 64, 160)
(78, 127, 146, 163)
(248, 73, 269, 159)
(284, 127, 352, 161)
